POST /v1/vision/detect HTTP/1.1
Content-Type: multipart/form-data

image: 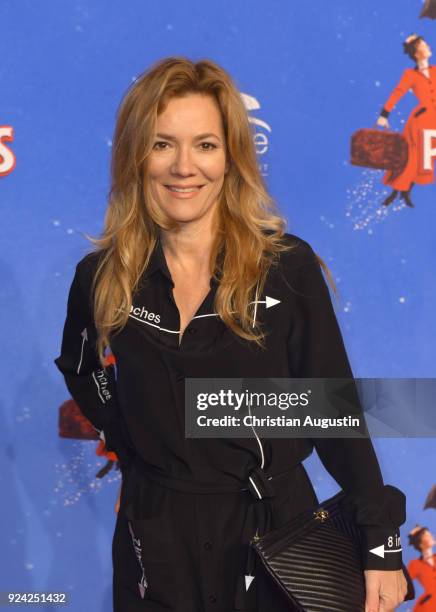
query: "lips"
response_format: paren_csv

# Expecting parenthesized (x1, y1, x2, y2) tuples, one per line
(164, 185, 205, 190)
(162, 184, 206, 199)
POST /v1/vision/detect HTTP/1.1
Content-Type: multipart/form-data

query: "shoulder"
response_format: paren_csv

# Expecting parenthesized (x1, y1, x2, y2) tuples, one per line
(393, 67, 416, 83)
(276, 232, 320, 272)
(74, 250, 105, 290)
(77, 249, 105, 272)
(270, 232, 331, 300)
(403, 67, 417, 79)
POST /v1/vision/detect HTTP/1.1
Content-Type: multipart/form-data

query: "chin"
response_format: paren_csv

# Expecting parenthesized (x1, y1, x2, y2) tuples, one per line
(162, 210, 205, 224)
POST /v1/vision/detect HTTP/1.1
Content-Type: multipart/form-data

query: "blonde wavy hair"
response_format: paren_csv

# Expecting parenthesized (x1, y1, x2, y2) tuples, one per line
(85, 56, 335, 366)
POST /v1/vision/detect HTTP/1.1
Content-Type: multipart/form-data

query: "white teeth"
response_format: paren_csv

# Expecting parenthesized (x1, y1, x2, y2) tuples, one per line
(167, 186, 201, 193)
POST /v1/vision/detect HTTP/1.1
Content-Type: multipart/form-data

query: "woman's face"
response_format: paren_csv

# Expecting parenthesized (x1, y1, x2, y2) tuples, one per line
(419, 529, 435, 550)
(147, 93, 229, 227)
(415, 39, 432, 61)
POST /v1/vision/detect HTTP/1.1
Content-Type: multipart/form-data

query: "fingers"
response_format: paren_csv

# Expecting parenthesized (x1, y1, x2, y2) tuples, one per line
(365, 593, 380, 612)
(365, 572, 381, 612)
(365, 582, 381, 612)
(396, 571, 409, 605)
(364, 569, 408, 612)
(377, 571, 408, 611)
(379, 602, 399, 612)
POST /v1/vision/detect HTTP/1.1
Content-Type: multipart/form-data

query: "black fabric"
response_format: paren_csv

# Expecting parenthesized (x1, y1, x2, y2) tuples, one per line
(252, 490, 367, 612)
(113, 461, 312, 611)
(54, 232, 407, 610)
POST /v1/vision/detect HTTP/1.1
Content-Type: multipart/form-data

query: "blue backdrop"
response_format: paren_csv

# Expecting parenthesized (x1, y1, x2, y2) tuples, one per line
(1, 1, 435, 610)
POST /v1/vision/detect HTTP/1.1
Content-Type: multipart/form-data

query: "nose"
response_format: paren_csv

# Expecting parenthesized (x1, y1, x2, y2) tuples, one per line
(171, 145, 197, 176)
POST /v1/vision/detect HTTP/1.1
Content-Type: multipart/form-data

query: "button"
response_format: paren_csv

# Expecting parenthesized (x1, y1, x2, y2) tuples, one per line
(203, 540, 213, 550)
(188, 327, 197, 334)
(208, 595, 217, 603)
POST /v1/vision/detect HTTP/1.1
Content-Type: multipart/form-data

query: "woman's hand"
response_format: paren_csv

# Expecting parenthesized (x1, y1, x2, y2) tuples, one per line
(115, 480, 122, 514)
(364, 569, 408, 611)
(377, 116, 390, 129)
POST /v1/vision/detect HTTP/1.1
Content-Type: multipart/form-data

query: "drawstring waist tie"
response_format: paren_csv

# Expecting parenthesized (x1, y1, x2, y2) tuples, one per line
(125, 456, 303, 607)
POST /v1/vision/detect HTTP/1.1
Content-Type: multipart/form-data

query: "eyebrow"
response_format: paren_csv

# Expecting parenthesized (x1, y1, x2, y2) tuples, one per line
(155, 132, 222, 142)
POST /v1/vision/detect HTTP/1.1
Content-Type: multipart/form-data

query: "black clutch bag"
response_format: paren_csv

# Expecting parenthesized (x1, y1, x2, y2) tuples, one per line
(250, 490, 414, 612)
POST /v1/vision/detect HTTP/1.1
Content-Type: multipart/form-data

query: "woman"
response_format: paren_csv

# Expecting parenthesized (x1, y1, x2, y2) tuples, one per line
(55, 56, 408, 611)
(377, 34, 436, 208)
(408, 526, 436, 610)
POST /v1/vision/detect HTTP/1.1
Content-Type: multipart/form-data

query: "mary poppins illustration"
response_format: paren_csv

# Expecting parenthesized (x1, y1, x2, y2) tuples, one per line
(377, 34, 436, 208)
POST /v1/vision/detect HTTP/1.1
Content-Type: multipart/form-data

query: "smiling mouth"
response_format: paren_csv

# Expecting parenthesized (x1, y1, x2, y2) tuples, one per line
(164, 185, 205, 193)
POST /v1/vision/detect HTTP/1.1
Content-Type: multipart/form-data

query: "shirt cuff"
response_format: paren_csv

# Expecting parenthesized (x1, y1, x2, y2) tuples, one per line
(339, 484, 406, 570)
(360, 526, 403, 570)
(380, 107, 390, 118)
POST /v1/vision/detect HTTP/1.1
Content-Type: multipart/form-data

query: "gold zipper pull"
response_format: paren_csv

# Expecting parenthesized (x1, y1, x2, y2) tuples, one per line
(252, 528, 260, 543)
(313, 508, 329, 522)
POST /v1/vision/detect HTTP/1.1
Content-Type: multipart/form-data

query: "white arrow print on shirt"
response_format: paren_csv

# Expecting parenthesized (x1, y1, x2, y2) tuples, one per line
(93, 426, 106, 444)
(77, 327, 88, 373)
(245, 575, 255, 591)
(249, 279, 281, 327)
(249, 296, 281, 309)
(128, 296, 281, 334)
(369, 544, 402, 558)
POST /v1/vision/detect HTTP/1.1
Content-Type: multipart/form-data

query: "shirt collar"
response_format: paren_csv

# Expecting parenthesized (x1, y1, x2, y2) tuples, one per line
(144, 233, 219, 289)
(144, 234, 174, 285)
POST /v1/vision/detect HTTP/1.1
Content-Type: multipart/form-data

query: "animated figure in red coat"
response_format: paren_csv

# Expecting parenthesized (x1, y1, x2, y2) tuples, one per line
(408, 525, 436, 610)
(377, 35, 436, 208)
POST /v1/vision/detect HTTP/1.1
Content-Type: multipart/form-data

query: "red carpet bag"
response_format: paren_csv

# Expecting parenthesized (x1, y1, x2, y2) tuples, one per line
(350, 128, 408, 180)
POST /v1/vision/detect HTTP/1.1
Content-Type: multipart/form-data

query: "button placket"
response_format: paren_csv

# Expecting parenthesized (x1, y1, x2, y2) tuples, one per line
(195, 496, 221, 611)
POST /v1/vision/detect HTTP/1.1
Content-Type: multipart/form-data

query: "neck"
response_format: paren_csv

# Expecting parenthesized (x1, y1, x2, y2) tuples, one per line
(159, 218, 217, 276)
(422, 547, 433, 559)
(417, 59, 429, 70)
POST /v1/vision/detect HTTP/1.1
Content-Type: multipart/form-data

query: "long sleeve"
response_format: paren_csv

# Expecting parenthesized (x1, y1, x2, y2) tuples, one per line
(285, 239, 406, 571)
(380, 69, 414, 117)
(54, 253, 135, 475)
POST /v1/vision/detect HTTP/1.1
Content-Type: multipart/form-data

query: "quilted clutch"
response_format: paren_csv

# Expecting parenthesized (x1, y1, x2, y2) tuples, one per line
(251, 490, 413, 612)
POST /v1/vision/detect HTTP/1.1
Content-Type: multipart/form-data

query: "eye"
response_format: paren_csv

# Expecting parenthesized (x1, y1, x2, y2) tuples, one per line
(200, 142, 217, 151)
(153, 141, 169, 150)
(152, 141, 218, 151)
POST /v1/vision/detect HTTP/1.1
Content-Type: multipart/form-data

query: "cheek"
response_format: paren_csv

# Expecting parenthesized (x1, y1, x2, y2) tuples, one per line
(147, 158, 169, 178)
(201, 156, 227, 180)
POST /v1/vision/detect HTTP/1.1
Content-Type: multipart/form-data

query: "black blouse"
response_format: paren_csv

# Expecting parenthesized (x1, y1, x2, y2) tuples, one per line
(54, 232, 406, 571)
